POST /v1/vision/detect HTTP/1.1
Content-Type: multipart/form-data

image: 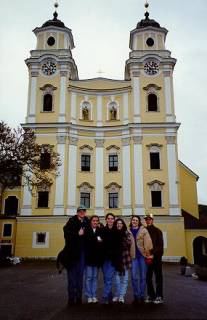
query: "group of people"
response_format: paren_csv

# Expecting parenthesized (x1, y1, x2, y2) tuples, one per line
(61, 205, 164, 306)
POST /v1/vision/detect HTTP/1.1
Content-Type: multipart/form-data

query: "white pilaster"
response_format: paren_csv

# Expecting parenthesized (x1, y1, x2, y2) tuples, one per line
(122, 138, 132, 216)
(66, 137, 78, 216)
(133, 136, 144, 215)
(21, 184, 32, 216)
(59, 71, 67, 122)
(28, 71, 38, 123)
(95, 139, 104, 216)
(21, 168, 32, 216)
(132, 72, 141, 123)
(164, 71, 175, 122)
(53, 136, 66, 215)
(166, 136, 180, 216)
(123, 93, 129, 125)
(71, 92, 77, 124)
(97, 96, 103, 127)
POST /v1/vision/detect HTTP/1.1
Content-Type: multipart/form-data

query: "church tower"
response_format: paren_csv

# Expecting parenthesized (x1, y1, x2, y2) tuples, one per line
(25, 3, 78, 124)
(125, 2, 180, 216)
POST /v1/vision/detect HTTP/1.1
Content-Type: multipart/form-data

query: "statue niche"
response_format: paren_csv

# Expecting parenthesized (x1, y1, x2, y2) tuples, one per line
(82, 104, 89, 120)
(110, 105, 117, 120)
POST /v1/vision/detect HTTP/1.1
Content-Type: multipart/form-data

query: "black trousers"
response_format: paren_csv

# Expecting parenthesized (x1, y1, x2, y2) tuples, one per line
(146, 256, 163, 299)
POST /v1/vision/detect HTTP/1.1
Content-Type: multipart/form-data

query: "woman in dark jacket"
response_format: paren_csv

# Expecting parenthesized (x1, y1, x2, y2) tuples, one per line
(84, 215, 104, 303)
(112, 218, 132, 304)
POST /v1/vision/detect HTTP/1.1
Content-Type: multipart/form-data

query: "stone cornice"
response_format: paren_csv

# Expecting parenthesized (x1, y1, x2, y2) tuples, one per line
(22, 122, 180, 133)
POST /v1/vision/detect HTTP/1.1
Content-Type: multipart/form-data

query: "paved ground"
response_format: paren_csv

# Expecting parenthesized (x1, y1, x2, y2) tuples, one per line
(0, 261, 206, 320)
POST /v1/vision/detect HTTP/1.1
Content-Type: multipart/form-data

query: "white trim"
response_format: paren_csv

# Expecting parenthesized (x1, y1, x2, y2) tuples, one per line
(29, 76, 37, 123)
(122, 144, 132, 215)
(162, 231, 167, 249)
(53, 143, 65, 215)
(21, 178, 32, 216)
(95, 146, 104, 215)
(164, 76, 172, 121)
(71, 92, 77, 124)
(123, 92, 129, 124)
(59, 75, 66, 122)
(134, 144, 144, 214)
(167, 144, 180, 215)
(32, 232, 49, 248)
(67, 144, 77, 215)
(162, 256, 181, 263)
(97, 96, 103, 126)
(133, 77, 141, 123)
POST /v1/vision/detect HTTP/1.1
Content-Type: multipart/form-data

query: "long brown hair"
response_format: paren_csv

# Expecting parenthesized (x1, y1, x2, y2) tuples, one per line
(129, 215, 142, 228)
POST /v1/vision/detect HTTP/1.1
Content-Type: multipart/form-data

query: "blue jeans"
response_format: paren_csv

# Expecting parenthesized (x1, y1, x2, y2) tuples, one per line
(102, 260, 115, 299)
(114, 269, 129, 298)
(67, 251, 85, 301)
(131, 255, 147, 299)
(85, 266, 99, 298)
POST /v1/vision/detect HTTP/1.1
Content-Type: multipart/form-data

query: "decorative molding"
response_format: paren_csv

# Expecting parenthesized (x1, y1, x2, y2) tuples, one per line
(31, 71, 39, 77)
(165, 136, 176, 144)
(80, 144, 93, 151)
(147, 180, 165, 186)
(122, 137, 131, 146)
(106, 145, 120, 151)
(105, 182, 122, 192)
(95, 139, 105, 147)
(143, 84, 161, 91)
(133, 136, 142, 144)
(77, 182, 94, 192)
(163, 71, 171, 77)
(69, 137, 78, 145)
(60, 71, 68, 77)
(57, 136, 66, 144)
(146, 143, 162, 148)
(40, 84, 57, 91)
(131, 71, 141, 77)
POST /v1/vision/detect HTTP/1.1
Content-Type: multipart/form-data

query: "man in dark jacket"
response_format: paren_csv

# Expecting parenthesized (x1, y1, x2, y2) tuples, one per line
(63, 205, 89, 305)
(144, 214, 164, 304)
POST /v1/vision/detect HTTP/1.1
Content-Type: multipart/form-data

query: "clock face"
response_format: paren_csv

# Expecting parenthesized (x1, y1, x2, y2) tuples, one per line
(41, 60, 57, 76)
(144, 61, 159, 76)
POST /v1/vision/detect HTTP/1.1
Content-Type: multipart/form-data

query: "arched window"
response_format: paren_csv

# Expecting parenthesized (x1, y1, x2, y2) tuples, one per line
(4, 196, 18, 216)
(78, 182, 94, 208)
(40, 84, 57, 112)
(148, 180, 164, 208)
(43, 94, 53, 111)
(105, 182, 121, 209)
(148, 93, 158, 111)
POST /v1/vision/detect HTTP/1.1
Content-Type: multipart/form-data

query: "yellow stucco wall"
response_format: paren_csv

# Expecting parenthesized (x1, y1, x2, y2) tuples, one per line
(185, 230, 207, 263)
(179, 162, 199, 218)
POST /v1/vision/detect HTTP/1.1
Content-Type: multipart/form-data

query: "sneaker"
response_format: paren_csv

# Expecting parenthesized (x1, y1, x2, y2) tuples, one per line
(112, 297, 119, 302)
(92, 297, 98, 303)
(145, 296, 154, 303)
(87, 297, 93, 303)
(154, 297, 164, 304)
(119, 297, 125, 304)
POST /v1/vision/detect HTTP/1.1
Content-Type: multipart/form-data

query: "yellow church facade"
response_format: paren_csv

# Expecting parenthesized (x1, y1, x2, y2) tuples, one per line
(0, 7, 206, 263)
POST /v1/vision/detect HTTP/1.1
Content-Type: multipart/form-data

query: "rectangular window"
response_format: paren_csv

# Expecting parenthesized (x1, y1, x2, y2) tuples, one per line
(40, 152, 51, 170)
(151, 191, 162, 207)
(3, 224, 12, 237)
(0, 245, 12, 256)
(80, 192, 90, 208)
(81, 155, 91, 171)
(36, 232, 46, 244)
(109, 193, 118, 208)
(38, 191, 49, 208)
(150, 152, 160, 169)
(109, 155, 118, 171)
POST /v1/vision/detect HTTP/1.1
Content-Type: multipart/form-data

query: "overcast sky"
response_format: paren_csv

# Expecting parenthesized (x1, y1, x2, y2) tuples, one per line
(0, 0, 207, 204)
